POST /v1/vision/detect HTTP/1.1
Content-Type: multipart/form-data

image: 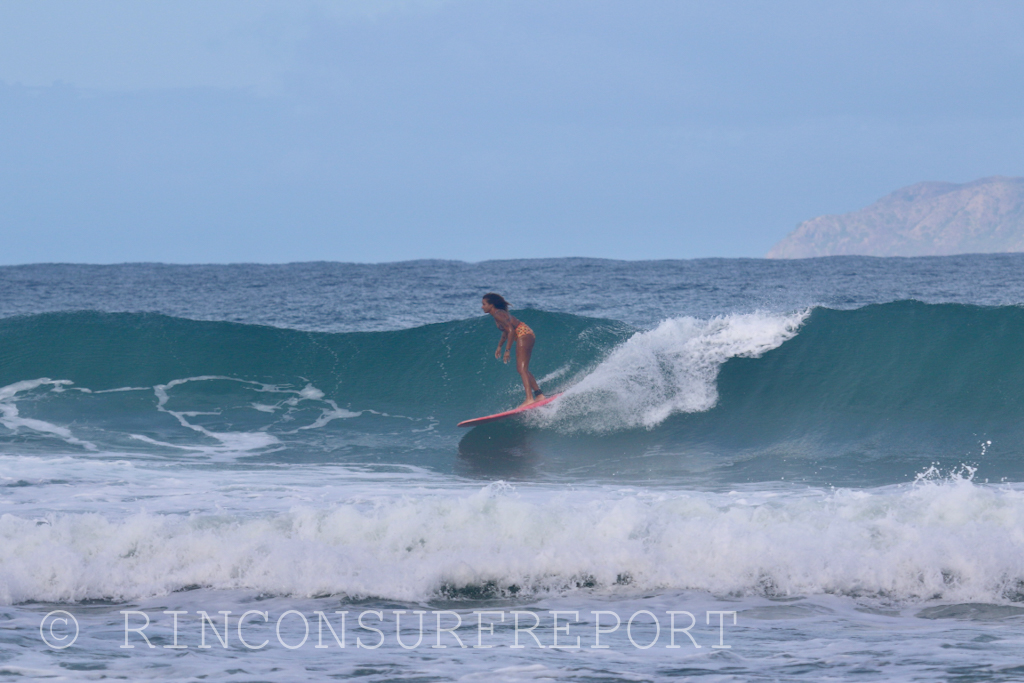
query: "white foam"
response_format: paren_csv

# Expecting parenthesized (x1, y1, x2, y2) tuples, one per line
(147, 376, 359, 453)
(0, 379, 97, 450)
(298, 384, 325, 400)
(538, 364, 571, 384)
(4, 477, 1024, 606)
(1, 375, 371, 458)
(292, 385, 361, 431)
(543, 311, 806, 431)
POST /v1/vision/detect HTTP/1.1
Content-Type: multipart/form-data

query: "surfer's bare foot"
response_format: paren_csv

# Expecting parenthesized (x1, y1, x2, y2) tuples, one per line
(518, 398, 537, 408)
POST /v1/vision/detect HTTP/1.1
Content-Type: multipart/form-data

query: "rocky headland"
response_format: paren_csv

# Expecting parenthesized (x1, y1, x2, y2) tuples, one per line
(767, 176, 1024, 258)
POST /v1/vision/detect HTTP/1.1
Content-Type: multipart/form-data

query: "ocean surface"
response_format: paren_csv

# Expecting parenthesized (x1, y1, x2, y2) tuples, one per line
(4, 255, 1024, 681)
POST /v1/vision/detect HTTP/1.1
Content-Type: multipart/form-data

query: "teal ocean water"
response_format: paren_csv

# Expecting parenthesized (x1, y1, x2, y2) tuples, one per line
(4, 256, 1024, 681)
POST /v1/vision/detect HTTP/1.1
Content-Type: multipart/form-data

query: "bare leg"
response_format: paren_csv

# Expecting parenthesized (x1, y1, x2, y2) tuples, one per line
(528, 370, 543, 398)
(516, 334, 544, 406)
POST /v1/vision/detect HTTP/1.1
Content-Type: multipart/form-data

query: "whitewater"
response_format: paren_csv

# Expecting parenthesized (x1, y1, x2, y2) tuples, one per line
(4, 256, 1024, 681)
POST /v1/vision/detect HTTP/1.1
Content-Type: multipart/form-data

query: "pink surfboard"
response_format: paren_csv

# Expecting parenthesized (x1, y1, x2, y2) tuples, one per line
(457, 393, 563, 427)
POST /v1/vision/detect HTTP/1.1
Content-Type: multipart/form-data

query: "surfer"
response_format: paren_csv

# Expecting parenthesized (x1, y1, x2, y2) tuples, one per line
(481, 293, 545, 407)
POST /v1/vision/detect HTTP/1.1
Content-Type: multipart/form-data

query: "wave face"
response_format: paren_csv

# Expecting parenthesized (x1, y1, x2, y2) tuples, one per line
(639, 300, 1024, 485)
(698, 301, 1024, 468)
(0, 309, 626, 416)
(0, 310, 630, 459)
(3, 302, 1024, 484)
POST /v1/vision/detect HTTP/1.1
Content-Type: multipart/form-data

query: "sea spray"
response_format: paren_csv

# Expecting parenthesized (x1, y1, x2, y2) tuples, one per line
(540, 311, 806, 431)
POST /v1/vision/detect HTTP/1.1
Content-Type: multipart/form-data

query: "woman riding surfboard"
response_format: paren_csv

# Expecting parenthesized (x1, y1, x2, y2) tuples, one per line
(481, 292, 545, 407)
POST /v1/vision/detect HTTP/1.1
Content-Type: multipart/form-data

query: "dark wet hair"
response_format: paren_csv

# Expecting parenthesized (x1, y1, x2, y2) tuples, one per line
(483, 292, 509, 310)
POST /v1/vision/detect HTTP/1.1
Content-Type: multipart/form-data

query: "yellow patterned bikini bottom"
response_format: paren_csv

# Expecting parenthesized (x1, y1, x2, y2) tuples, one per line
(514, 322, 534, 339)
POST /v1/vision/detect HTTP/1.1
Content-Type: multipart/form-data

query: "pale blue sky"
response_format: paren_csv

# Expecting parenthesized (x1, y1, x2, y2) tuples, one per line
(2, 0, 1023, 263)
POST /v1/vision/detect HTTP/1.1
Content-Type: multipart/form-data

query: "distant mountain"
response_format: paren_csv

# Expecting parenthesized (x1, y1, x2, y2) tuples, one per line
(766, 176, 1024, 258)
